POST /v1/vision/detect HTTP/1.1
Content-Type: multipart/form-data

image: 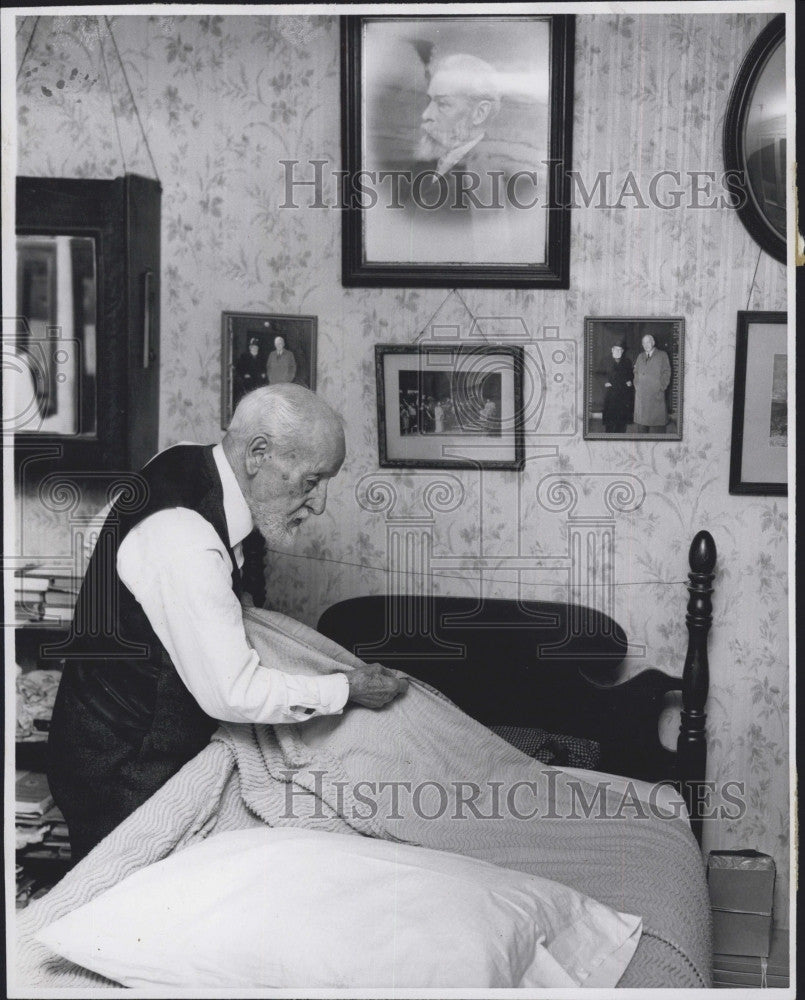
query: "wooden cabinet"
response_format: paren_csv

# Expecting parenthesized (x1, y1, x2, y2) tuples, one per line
(15, 175, 161, 474)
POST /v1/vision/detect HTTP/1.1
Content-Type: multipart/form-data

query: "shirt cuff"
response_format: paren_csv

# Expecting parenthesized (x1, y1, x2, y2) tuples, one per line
(285, 672, 349, 720)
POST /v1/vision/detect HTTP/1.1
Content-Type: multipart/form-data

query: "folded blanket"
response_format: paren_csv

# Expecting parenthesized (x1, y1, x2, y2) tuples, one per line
(16, 607, 711, 988)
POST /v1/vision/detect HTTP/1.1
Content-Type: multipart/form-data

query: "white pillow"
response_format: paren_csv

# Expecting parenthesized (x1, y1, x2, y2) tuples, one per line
(36, 827, 641, 988)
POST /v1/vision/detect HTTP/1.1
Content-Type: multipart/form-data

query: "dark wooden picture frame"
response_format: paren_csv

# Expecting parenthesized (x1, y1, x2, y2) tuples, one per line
(376, 344, 525, 470)
(221, 312, 317, 429)
(341, 14, 574, 288)
(723, 14, 786, 265)
(729, 311, 787, 495)
(583, 317, 685, 441)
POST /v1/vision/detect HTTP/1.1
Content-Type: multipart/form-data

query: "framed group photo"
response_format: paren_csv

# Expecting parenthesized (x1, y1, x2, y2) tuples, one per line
(376, 344, 525, 470)
(583, 317, 685, 441)
(341, 14, 574, 288)
(221, 312, 317, 429)
(729, 311, 787, 495)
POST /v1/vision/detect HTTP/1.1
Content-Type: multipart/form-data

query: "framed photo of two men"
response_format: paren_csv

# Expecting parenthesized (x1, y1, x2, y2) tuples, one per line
(583, 317, 685, 441)
(221, 312, 317, 429)
(341, 15, 574, 288)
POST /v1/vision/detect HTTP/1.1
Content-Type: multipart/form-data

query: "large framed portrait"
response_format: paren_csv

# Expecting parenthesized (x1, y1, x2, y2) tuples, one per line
(341, 15, 575, 288)
(375, 344, 525, 470)
(583, 317, 685, 441)
(729, 311, 787, 495)
(221, 312, 317, 429)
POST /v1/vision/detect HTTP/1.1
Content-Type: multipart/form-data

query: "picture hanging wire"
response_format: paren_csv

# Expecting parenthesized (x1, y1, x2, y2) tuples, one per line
(744, 245, 763, 310)
(414, 289, 486, 344)
(96, 19, 128, 175)
(104, 17, 161, 183)
(264, 545, 691, 590)
(14, 15, 161, 183)
(15, 16, 40, 80)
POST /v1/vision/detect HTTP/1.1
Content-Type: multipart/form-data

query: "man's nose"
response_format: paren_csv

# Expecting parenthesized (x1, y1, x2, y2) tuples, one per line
(307, 480, 328, 515)
(422, 100, 435, 123)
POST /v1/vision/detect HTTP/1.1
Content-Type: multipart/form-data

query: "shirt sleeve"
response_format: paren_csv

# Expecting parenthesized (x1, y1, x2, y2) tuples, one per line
(116, 508, 349, 725)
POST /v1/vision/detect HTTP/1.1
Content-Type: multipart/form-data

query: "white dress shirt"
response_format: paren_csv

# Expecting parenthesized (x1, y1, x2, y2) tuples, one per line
(116, 444, 349, 725)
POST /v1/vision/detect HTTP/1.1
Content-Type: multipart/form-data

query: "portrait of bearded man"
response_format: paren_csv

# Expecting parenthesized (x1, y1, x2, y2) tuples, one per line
(411, 54, 536, 206)
(360, 21, 552, 266)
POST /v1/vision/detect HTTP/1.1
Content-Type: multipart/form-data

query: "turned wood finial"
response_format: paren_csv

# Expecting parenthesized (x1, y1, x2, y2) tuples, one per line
(678, 529, 717, 847)
(689, 530, 717, 575)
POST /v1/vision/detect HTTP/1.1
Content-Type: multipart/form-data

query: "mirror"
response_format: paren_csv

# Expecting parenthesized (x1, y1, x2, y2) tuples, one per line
(723, 14, 786, 264)
(743, 42, 785, 240)
(14, 235, 97, 436)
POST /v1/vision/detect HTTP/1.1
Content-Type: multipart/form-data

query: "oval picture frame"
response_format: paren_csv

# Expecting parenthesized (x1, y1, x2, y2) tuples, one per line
(723, 14, 786, 265)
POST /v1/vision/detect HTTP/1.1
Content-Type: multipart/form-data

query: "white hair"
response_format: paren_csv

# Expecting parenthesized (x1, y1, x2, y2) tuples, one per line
(431, 53, 501, 115)
(226, 384, 344, 455)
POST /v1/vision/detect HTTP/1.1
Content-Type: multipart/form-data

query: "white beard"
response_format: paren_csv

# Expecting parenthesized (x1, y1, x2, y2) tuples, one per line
(416, 121, 475, 162)
(248, 500, 303, 548)
(416, 132, 445, 161)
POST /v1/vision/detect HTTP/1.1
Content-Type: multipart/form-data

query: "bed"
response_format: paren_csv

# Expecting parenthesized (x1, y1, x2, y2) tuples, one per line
(14, 530, 716, 989)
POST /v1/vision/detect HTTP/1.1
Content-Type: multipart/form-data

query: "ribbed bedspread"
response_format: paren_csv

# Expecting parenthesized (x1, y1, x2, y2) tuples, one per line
(16, 607, 711, 988)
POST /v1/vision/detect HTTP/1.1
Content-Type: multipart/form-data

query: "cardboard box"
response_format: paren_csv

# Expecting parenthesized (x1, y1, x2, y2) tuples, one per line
(713, 927, 789, 987)
(708, 850, 775, 957)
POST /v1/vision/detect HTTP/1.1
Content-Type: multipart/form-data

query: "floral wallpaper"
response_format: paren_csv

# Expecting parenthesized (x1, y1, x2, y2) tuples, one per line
(15, 13, 789, 923)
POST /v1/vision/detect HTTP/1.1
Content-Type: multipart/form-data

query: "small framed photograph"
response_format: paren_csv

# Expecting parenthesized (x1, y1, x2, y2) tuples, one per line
(729, 311, 787, 495)
(341, 14, 574, 288)
(376, 344, 524, 470)
(221, 312, 317, 428)
(583, 317, 685, 441)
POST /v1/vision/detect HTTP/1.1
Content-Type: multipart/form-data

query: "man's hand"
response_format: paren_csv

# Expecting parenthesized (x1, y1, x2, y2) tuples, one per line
(347, 662, 409, 709)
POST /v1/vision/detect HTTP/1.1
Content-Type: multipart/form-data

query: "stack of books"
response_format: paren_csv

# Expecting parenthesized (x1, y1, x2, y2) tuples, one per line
(39, 805, 72, 857)
(13, 565, 81, 625)
(15, 868, 48, 910)
(15, 770, 72, 906)
(16, 769, 54, 832)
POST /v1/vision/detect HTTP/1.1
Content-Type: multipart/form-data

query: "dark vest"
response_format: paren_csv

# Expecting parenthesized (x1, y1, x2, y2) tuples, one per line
(55, 444, 243, 760)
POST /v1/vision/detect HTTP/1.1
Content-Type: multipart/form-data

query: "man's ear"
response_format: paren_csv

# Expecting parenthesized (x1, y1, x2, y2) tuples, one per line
(244, 433, 272, 476)
(472, 99, 492, 128)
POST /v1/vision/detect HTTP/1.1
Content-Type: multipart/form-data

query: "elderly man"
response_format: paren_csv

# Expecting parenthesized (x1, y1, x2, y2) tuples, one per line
(48, 385, 407, 862)
(412, 53, 538, 210)
(388, 52, 541, 266)
(633, 334, 671, 433)
(417, 54, 501, 179)
(266, 335, 296, 385)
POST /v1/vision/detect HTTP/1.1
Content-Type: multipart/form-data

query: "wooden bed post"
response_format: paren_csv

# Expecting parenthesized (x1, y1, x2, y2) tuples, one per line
(677, 530, 717, 847)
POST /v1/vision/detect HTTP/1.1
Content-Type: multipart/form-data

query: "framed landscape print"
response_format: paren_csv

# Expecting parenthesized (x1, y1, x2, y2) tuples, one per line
(729, 311, 787, 495)
(341, 14, 575, 288)
(221, 312, 317, 429)
(583, 317, 685, 441)
(376, 344, 524, 470)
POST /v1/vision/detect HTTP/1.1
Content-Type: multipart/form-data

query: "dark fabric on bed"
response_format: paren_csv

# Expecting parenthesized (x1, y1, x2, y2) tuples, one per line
(489, 724, 601, 769)
(47, 444, 241, 863)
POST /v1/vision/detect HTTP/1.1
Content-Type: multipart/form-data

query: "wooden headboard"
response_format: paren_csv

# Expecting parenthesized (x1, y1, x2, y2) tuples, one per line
(317, 530, 716, 845)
